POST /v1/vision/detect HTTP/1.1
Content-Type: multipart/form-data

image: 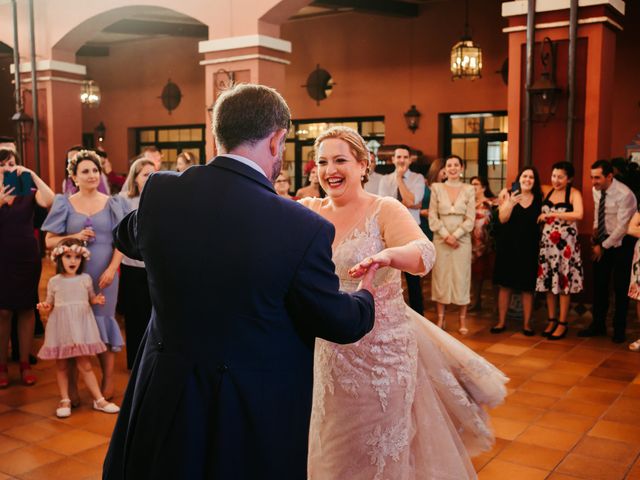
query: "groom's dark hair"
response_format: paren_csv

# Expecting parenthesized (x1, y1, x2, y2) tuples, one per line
(213, 83, 291, 152)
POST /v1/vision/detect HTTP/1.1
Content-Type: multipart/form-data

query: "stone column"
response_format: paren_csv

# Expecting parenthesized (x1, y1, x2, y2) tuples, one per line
(199, 34, 292, 160)
(13, 59, 85, 191)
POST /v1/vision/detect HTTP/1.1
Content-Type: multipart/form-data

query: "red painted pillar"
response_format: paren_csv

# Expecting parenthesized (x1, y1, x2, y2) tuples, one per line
(199, 34, 291, 160)
(503, 0, 625, 232)
(16, 60, 84, 192)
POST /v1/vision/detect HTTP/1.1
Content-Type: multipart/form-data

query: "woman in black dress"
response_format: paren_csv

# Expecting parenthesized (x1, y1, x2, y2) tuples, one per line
(0, 149, 54, 387)
(492, 166, 543, 335)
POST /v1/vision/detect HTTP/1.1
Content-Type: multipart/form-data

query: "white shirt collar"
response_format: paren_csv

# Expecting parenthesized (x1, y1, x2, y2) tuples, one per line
(220, 153, 267, 178)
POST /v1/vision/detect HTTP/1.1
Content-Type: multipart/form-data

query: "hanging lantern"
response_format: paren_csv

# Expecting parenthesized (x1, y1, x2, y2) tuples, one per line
(450, 0, 482, 80)
(450, 38, 483, 80)
(80, 80, 101, 107)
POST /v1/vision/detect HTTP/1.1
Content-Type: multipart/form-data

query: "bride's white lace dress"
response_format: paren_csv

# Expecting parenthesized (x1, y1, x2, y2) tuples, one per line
(303, 196, 508, 480)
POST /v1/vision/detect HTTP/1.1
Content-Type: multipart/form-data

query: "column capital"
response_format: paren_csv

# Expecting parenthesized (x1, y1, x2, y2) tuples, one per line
(199, 34, 291, 54)
(502, 0, 625, 32)
(502, 0, 625, 17)
(10, 60, 86, 76)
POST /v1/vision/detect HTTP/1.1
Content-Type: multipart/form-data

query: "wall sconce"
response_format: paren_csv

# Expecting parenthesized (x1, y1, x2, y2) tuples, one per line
(11, 110, 33, 141)
(94, 121, 106, 145)
(528, 37, 562, 121)
(404, 105, 421, 134)
(80, 80, 101, 107)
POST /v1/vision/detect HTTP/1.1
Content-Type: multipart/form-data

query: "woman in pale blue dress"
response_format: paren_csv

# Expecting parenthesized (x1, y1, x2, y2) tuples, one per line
(42, 150, 128, 400)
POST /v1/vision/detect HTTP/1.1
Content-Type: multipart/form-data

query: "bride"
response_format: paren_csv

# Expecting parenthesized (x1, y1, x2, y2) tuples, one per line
(301, 126, 508, 479)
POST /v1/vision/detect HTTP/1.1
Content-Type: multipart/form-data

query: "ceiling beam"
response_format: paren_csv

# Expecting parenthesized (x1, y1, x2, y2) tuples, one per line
(76, 45, 110, 57)
(310, 0, 419, 17)
(104, 19, 208, 38)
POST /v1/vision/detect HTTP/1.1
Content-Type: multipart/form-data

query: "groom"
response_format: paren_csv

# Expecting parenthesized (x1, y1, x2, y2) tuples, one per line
(102, 84, 376, 479)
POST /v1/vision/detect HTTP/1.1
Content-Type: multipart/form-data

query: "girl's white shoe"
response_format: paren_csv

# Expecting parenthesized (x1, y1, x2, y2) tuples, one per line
(93, 397, 120, 414)
(629, 339, 640, 352)
(56, 398, 71, 418)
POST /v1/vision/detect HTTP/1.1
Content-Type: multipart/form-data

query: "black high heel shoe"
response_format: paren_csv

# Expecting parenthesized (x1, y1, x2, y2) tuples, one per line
(490, 325, 506, 334)
(548, 320, 568, 341)
(542, 319, 558, 338)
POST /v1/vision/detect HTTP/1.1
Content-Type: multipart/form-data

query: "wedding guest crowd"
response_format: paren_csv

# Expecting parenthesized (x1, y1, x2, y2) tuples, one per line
(3, 129, 640, 410)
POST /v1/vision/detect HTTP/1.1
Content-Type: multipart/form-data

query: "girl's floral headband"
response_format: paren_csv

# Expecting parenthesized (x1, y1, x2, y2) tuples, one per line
(50, 244, 91, 262)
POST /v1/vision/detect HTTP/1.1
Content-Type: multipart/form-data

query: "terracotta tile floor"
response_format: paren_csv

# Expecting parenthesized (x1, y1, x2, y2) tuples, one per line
(1, 264, 640, 478)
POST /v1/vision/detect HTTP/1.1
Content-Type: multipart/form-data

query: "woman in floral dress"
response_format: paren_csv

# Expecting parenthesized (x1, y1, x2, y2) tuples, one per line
(536, 161, 584, 340)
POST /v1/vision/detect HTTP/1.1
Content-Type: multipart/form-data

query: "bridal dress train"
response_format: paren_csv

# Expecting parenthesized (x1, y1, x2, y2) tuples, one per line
(303, 196, 509, 480)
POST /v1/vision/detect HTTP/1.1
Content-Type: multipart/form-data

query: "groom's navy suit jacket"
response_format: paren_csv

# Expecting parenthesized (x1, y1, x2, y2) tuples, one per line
(103, 156, 375, 479)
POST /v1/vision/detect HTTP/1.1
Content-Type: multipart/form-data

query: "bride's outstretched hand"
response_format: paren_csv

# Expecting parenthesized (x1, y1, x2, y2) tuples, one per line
(349, 251, 392, 279)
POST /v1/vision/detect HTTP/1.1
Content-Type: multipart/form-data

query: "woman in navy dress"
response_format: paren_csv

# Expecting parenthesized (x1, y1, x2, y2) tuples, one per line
(43, 150, 128, 399)
(0, 148, 54, 387)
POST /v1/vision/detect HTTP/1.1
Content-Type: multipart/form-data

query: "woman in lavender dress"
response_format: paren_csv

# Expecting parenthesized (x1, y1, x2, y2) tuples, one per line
(43, 150, 128, 399)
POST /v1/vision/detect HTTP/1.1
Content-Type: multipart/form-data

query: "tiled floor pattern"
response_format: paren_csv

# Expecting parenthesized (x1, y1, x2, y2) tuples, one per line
(0, 264, 640, 478)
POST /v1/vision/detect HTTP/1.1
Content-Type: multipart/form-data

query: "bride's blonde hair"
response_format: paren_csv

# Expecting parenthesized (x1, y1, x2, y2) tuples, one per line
(314, 126, 370, 184)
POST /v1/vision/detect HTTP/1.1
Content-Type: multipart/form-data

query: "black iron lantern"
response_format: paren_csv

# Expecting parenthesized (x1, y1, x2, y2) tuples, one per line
(528, 37, 562, 121)
(11, 110, 33, 140)
(94, 121, 106, 144)
(404, 105, 421, 134)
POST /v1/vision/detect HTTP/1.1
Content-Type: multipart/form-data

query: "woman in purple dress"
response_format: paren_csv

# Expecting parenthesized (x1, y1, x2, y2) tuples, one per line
(43, 150, 128, 400)
(0, 148, 54, 387)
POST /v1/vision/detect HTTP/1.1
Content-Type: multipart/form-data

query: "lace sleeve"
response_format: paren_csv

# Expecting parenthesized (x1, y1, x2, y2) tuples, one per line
(408, 238, 436, 277)
(378, 197, 435, 276)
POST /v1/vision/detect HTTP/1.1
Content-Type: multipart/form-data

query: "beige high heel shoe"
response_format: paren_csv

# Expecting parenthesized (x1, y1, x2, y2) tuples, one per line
(458, 316, 468, 335)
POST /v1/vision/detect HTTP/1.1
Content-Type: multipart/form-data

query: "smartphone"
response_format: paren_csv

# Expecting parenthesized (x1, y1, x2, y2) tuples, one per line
(2, 171, 33, 196)
(511, 180, 521, 194)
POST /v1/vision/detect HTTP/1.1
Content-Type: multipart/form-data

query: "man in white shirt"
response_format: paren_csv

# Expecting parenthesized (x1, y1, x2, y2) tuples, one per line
(377, 145, 426, 314)
(579, 159, 638, 343)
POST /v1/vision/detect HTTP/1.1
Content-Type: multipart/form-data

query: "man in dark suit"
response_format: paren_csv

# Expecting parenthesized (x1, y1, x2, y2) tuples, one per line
(103, 84, 376, 480)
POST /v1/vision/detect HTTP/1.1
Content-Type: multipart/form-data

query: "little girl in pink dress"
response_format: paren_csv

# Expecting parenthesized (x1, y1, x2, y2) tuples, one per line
(38, 238, 120, 418)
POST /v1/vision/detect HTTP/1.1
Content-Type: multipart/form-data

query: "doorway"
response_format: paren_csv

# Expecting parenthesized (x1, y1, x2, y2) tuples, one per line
(441, 112, 508, 194)
(285, 117, 385, 191)
(135, 124, 206, 171)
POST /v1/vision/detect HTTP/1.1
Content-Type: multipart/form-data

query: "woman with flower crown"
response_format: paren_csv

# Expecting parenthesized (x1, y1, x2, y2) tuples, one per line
(38, 238, 120, 418)
(42, 150, 129, 401)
